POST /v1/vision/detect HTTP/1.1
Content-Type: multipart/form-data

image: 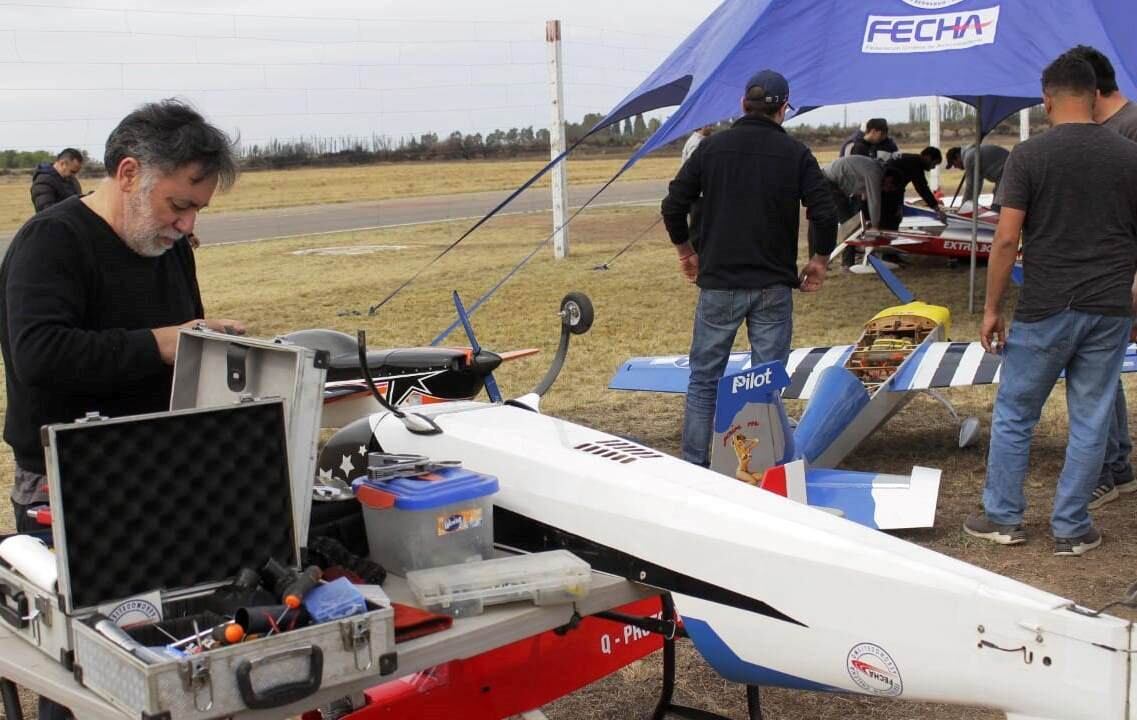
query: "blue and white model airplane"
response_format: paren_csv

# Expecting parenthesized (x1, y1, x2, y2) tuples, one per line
(610, 255, 1137, 469)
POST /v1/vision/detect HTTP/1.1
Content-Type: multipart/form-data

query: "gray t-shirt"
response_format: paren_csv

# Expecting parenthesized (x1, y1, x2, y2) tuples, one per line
(960, 144, 1009, 201)
(995, 122, 1137, 322)
(823, 155, 883, 228)
(1104, 100, 1137, 143)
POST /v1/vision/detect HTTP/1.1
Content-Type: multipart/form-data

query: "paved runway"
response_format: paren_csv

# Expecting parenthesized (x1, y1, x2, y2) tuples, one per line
(0, 178, 669, 252)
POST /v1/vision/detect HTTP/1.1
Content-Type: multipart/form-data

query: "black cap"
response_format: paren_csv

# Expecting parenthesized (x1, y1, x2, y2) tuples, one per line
(746, 69, 794, 110)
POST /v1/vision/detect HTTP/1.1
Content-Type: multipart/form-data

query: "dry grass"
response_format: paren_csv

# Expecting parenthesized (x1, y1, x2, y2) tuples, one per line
(4, 202, 1134, 719)
(0, 144, 983, 234)
(0, 156, 684, 232)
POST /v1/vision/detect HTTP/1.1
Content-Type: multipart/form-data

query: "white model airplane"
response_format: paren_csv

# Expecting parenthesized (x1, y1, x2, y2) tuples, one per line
(320, 292, 1137, 720)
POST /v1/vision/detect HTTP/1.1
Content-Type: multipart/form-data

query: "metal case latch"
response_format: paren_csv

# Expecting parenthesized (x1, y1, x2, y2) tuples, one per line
(226, 343, 248, 392)
(340, 617, 373, 671)
(178, 656, 214, 712)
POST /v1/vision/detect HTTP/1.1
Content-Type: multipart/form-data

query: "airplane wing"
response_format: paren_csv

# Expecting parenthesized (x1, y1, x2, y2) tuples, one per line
(893, 341, 1137, 391)
(609, 345, 855, 400)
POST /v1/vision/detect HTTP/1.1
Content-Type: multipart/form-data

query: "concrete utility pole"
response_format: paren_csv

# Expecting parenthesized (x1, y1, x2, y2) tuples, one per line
(546, 19, 569, 259)
(1019, 107, 1030, 141)
(929, 96, 941, 191)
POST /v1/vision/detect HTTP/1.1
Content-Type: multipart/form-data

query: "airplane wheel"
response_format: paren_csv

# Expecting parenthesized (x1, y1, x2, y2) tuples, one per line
(560, 292, 594, 335)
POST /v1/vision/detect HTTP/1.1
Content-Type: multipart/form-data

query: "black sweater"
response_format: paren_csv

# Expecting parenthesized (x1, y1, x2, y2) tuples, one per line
(661, 115, 837, 290)
(0, 197, 203, 473)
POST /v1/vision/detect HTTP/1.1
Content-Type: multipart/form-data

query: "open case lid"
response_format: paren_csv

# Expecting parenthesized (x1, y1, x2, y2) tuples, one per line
(170, 327, 329, 546)
(42, 399, 299, 614)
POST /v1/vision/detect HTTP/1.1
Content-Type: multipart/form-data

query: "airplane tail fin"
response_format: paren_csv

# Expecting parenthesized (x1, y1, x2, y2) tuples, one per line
(709, 363, 795, 480)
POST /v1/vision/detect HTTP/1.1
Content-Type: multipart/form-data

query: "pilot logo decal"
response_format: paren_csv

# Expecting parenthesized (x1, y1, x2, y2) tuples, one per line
(847, 643, 903, 697)
(438, 508, 483, 536)
(863, 6, 1000, 54)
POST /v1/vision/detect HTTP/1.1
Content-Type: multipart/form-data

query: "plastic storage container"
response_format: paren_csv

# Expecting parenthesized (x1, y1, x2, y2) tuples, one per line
(406, 550, 592, 618)
(354, 466, 499, 575)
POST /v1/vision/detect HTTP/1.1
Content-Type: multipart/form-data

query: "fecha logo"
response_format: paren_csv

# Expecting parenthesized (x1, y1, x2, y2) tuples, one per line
(901, 0, 966, 8)
(863, 5, 1000, 54)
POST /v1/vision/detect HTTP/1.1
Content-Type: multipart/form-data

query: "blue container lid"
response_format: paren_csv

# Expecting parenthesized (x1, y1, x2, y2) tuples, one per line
(353, 467, 499, 510)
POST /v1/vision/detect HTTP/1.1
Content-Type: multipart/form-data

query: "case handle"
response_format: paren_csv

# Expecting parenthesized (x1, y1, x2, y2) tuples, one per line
(236, 644, 323, 710)
(0, 582, 29, 630)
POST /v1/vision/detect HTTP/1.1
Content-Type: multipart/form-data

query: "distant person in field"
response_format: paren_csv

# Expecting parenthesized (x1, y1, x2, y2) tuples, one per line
(945, 144, 1009, 209)
(1066, 44, 1137, 514)
(661, 69, 837, 467)
(681, 125, 714, 164)
(30, 148, 84, 212)
(839, 118, 899, 161)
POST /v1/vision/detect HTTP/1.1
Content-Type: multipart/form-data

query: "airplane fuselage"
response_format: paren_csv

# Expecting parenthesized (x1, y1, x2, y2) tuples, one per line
(365, 401, 1133, 720)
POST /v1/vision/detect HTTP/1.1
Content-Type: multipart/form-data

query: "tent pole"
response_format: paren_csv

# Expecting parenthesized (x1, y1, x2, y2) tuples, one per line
(969, 100, 982, 314)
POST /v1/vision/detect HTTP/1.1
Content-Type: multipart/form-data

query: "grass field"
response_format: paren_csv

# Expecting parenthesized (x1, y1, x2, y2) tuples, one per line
(0, 143, 986, 233)
(0, 155, 688, 232)
(2, 197, 1133, 719)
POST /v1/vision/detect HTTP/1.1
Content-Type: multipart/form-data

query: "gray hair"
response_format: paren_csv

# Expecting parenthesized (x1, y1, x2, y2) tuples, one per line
(103, 99, 238, 191)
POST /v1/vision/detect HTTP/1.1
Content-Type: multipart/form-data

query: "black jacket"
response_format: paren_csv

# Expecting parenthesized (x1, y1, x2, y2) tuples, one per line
(661, 114, 837, 290)
(882, 154, 939, 209)
(839, 130, 899, 160)
(30, 162, 81, 212)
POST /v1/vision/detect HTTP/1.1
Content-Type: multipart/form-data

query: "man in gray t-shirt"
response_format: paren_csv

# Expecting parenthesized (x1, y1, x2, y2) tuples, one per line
(945, 144, 1009, 207)
(1068, 45, 1137, 510)
(964, 52, 1137, 556)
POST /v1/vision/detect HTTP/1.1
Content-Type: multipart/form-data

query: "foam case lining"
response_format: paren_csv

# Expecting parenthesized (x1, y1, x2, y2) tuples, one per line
(45, 400, 298, 612)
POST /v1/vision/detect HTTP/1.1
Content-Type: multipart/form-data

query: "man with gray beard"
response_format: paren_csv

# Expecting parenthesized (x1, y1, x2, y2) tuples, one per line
(0, 98, 245, 719)
(0, 99, 244, 530)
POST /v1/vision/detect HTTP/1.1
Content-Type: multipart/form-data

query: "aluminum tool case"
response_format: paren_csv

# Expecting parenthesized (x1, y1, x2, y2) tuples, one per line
(170, 327, 329, 546)
(4, 400, 395, 720)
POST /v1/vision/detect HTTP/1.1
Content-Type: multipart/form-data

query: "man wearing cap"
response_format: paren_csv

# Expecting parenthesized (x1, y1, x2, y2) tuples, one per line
(661, 69, 838, 467)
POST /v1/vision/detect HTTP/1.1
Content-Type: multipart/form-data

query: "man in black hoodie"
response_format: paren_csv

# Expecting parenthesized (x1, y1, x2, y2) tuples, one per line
(29, 147, 84, 211)
(661, 69, 837, 467)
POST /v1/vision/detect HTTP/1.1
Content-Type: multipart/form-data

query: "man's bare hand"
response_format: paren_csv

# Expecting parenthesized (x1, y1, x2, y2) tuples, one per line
(980, 309, 1006, 354)
(799, 255, 828, 293)
(152, 318, 248, 364)
(198, 318, 247, 336)
(678, 252, 698, 283)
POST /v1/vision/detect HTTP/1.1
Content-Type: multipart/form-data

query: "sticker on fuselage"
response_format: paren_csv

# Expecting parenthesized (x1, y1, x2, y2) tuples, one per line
(437, 508, 483, 536)
(847, 643, 903, 697)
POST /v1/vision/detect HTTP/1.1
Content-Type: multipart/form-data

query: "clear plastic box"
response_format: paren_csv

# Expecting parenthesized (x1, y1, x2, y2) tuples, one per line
(406, 550, 592, 618)
(354, 467, 499, 576)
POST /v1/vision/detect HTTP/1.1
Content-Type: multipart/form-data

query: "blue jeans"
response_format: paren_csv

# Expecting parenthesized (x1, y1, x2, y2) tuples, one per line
(1101, 381, 1133, 487)
(681, 286, 792, 466)
(984, 310, 1132, 538)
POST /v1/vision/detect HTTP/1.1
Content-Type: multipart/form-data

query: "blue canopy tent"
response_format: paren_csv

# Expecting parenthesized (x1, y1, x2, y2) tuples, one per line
(414, 0, 1136, 338)
(589, 0, 1137, 310)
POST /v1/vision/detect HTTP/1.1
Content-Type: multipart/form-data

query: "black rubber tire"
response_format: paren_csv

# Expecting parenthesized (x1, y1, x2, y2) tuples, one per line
(560, 292, 594, 335)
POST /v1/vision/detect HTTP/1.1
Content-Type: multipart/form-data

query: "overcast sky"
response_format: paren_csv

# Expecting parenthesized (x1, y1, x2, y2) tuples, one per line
(0, 0, 914, 157)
